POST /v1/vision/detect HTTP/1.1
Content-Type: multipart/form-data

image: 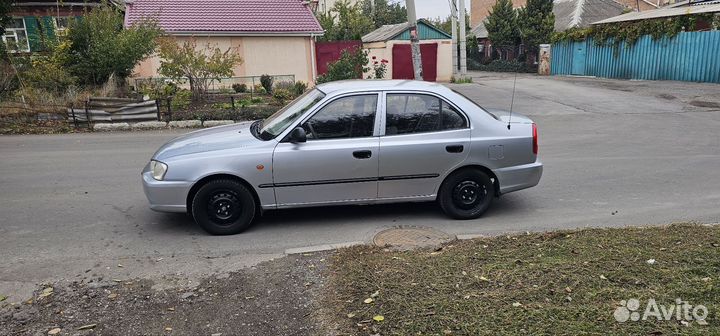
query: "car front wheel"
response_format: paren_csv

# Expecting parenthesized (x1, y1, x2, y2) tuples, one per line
(191, 179, 256, 235)
(438, 169, 493, 219)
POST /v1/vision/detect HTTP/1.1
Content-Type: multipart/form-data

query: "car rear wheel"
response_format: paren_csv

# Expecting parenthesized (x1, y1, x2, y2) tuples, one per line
(438, 169, 493, 219)
(191, 179, 256, 235)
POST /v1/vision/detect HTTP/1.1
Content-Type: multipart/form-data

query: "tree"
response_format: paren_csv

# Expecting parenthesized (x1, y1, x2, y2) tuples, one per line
(317, 0, 374, 41)
(0, 0, 16, 58)
(517, 0, 555, 58)
(485, 0, 520, 58)
(58, 4, 161, 85)
(429, 11, 470, 36)
(157, 37, 243, 101)
(360, 0, 407, 28)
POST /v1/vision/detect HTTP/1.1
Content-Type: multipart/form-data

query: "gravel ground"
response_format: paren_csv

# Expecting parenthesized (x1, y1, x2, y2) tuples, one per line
(0, 252, 330, 336)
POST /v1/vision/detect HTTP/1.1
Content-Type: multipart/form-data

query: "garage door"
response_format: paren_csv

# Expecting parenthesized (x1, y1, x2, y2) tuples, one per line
(392, 43, 438, 82)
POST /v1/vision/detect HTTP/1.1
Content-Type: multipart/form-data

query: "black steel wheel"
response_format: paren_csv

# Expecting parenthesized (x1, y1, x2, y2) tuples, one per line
(438, 169, 493, 219)
(192, 179, 256, 235)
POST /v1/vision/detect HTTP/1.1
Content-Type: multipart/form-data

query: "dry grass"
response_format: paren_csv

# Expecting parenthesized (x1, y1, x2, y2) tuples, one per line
(326, 223, 720, 335)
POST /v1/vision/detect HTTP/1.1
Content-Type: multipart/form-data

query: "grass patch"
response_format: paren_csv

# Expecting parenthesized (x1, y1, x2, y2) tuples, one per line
(326, 223, 720, 335)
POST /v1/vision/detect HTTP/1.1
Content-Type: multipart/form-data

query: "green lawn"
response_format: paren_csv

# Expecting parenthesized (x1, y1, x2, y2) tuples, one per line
(326, 223, 720, 335)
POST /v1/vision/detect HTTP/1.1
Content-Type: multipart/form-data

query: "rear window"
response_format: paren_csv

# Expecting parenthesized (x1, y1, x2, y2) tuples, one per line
(451, 89, 500, 121)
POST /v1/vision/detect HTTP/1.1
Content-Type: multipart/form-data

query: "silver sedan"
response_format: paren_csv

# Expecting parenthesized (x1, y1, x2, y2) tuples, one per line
(142, 80, 542, 235)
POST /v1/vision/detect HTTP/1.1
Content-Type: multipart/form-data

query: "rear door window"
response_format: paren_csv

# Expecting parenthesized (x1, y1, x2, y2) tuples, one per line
(385, 94, 467, 135)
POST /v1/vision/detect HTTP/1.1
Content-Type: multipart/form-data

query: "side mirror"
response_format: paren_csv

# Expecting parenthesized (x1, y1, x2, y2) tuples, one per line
(289, 127, 307, 143)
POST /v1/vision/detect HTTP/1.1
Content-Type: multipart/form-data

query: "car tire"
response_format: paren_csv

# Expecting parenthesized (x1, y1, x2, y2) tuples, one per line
(438, 169, 493, 220)
(191, 179, 256, 235)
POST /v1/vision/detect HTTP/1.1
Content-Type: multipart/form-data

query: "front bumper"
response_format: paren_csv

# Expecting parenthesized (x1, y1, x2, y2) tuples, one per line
(495, 161, 543, 195)
(142, 171, 193, 213)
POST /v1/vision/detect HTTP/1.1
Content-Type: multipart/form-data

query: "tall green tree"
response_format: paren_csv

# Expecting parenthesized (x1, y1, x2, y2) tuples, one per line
(429, 11, 470, 36)
(58, 4, 161, 85)
(317, 0, 374, 41)
(360, 0, 407, 28)
(0, 0, 17, 58)
(485, 0, 520, 58)
(517, 0, 555, 57)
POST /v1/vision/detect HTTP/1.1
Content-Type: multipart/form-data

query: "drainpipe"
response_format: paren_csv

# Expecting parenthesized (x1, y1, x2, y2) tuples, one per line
(310, 33, 318, 83)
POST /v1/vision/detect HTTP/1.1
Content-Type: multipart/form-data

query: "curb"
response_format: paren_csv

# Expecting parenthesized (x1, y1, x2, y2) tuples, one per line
(91, 120, 237, 131)
(284, 241, 364, 255)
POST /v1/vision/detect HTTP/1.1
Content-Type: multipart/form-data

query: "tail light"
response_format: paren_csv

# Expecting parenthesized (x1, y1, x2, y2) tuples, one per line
(532, 123, 538, 155)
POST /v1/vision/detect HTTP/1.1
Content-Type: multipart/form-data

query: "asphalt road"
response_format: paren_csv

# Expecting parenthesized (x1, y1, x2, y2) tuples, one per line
(2, 74, 719, 302)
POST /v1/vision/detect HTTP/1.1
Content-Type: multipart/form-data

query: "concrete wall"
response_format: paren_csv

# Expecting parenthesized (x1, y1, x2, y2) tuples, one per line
(364, 39, 453, 82)
(133, 35, 316, 84)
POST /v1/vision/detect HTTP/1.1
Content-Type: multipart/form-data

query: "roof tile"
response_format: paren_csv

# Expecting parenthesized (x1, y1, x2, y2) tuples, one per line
(125, 0, 323, 34)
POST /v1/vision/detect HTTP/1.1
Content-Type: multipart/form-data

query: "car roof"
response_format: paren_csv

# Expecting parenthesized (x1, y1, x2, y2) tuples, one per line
(315, 80, 451, 95)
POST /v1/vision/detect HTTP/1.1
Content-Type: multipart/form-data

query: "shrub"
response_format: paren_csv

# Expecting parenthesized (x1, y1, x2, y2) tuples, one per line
(232, 83, 247, 93)
(0, 62, 18, 98)
(369, 56, 388, 79)
(471, 60, 535, 73)
(21, 58, 76, 93)
(260, 74, 273, 94)
(272, 89, 292, 105)
(250, 97, 263, 104)
(170, 89, 191, 110)
(253, 84, 266, 95)
(317, 49, 369, 84)
(293, 81, 308, 96)
(158, 37, 243, 101)
(450, 76, 473, 84)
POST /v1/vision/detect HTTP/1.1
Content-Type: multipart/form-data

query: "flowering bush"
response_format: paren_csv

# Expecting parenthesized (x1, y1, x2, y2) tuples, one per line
(369, 56, 389, 79)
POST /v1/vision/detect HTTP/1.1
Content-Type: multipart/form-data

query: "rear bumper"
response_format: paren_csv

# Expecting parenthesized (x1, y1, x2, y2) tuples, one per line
(142, 171, 192, 213)
(495, 161, 543, 195)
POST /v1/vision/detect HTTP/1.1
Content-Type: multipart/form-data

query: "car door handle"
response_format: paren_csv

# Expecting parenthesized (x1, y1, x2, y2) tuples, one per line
(353, 150, 372, 159)
(446, 145, 464, 153)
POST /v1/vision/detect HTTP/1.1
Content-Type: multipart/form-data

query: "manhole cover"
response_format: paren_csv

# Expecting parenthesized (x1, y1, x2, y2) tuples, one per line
(373, 226, 455, 250)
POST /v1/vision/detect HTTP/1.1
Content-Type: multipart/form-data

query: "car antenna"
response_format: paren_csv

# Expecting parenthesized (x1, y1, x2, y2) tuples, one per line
(507, 70, 518, 130)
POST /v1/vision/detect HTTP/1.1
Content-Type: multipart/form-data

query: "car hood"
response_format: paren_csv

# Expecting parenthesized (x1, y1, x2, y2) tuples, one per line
(153, 121, 262, 161)
(485, 108, 534, 124)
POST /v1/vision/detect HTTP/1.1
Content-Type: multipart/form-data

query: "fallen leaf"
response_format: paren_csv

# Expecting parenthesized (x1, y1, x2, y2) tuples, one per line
(565, 287, 572, 293)
(370, 290, 380, 298)
(512, 302, 522, 307)
(566, 296, 573, 302)
(48, 328, 61, 335)
(373, 315, 385, 322)
(599, 275, 608, 280)
(479, 276, 489, 281)
(347, 312, 356, 318)
(117, 264, 123, 268)
(77, 324, 97, 330)
(167, 307, 175, 311)
(165, 327, 173, 331)
(108, 293, 118, 299)
(363, 298, 374, 304)
(39, 287, 54, 298)
(0, 295, 6, 302)
(701, 277, 711, 282)
(646, 259, 656, 265)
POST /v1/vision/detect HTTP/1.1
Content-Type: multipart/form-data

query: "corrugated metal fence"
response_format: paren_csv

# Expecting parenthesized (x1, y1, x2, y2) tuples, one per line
(551, 31, 720, 83)
(68, 98, 159, 123)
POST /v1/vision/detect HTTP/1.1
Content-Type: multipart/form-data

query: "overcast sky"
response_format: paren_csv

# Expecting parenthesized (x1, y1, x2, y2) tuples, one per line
(410, 0, 471, 20)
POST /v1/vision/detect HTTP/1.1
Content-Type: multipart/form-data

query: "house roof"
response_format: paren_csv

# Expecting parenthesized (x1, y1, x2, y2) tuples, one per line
(471, 22, 488, 38)
(361, 19, 451, 43)
(554, 0, 627, 30)
(124, 0, 323, 36)
(593, 2, 720, 24)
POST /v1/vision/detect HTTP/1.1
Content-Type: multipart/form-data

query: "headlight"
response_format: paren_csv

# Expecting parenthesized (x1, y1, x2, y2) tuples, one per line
(150, 160, 168, 181)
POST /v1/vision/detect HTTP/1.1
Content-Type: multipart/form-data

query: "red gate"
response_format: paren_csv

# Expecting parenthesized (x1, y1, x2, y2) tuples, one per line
(315, 40, 363, 76)
(391, 43, 438, 82)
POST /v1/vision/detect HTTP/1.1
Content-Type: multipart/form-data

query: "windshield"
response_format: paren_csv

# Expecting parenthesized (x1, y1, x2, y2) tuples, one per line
(259, 89, 326, 140)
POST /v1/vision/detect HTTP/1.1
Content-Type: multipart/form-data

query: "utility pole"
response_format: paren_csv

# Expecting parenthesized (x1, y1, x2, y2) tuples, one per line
(458, 0, 467, 75)
(449, 0, 458, 75)
(406, 0, 423, 80)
